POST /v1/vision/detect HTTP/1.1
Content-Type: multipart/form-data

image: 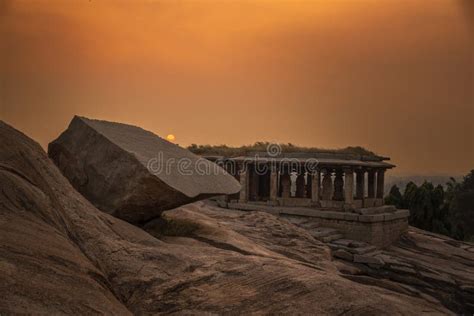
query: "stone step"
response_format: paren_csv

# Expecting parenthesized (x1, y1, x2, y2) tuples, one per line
(355, 205, 397, 215)
(311, 227, 339, 238)
(320, 234, 344, 243)
(364, 250, 382, 257)
(331, 239, 368, 248)
(329, 245, 375, 255)
(328, 242, 377, 255)
(351, 246, 378, 255)
(332, 249, 353, 261)
(353, 253, 385, 266)
(298, 222, 321, 230)
(284, 218, 321, 230)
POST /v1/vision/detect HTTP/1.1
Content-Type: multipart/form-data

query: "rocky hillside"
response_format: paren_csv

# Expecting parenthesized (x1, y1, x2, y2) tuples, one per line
(1, 120, 473, 314)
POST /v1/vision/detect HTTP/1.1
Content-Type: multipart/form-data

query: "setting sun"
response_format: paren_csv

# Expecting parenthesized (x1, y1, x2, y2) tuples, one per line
(166, 134, 176, 142)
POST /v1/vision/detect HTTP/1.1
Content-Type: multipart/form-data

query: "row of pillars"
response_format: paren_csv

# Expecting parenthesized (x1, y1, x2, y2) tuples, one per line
(239, 166, 385, 204)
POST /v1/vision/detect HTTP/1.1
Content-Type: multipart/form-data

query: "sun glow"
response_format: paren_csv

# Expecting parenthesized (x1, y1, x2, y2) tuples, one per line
(166, 134, 176, 142)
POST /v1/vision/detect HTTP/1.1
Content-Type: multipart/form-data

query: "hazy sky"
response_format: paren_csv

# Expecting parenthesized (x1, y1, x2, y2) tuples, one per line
(1, 0, 472, 175)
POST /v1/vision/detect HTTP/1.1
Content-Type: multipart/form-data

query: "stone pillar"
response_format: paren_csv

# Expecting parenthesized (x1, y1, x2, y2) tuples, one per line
(295, 172, 305, 198)
(239, 165, 248, 202)
(367, 170, 376, 198)
(311, 170, 320, 203)
(249, 168, 259, 201)
(344, 168, 354, 204)
(269, 166, 278, 201)
(355, 169, 365, 199)
(306, 173, 312, 198)
(259, 170, 270, 199)
(322, 169, 333, 200)
(333, 169, 344, 201)
(376, 169, 385, 199)
(280, 172, 291, 199)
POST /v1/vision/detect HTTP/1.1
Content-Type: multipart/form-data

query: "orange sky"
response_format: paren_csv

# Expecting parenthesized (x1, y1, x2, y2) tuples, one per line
(0, 0, 473, 175)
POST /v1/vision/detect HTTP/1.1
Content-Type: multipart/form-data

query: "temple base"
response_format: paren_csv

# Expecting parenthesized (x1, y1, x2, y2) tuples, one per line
(225, 201, 409, 248)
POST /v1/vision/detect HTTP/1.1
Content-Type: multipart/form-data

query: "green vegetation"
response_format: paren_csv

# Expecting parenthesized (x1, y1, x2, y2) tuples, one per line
(187, 142, 377, 157)
(385, 170, 474, 241)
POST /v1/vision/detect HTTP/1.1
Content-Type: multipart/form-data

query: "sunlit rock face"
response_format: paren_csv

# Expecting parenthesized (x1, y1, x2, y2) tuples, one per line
(48, 116, 240, 224)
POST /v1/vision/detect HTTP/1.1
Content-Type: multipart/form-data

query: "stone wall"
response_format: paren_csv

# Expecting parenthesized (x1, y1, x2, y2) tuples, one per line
(362, 198, 384, 208)
(319, 200, 345, 209)
(277, 197, 312, 207)
(303, 217, 408, 248)
(234, 197, 384, 210)
(227, 201, 409, 248)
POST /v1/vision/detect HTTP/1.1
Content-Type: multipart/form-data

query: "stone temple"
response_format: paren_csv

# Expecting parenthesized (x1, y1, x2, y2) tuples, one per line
(206, 151, 410, 247)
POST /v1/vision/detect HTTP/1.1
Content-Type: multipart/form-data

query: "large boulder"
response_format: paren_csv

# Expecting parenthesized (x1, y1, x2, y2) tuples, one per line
(48, 116, 240, 223)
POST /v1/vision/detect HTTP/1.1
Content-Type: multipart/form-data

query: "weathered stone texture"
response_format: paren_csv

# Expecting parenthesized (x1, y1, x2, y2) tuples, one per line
(48, 116, 240, 223)
(315, 217, 409, 248)
(228, 201, 410, 248)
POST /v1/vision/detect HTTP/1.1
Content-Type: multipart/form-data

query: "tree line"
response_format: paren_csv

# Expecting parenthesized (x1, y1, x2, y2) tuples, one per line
(385, 170, 474, 241)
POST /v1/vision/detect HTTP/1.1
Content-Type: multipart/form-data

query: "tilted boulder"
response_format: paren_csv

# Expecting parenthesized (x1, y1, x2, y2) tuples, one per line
(48, 116, 240, 223)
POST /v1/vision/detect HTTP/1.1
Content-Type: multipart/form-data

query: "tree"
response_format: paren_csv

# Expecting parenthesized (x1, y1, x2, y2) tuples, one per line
(448, 170, 474, 241)
(385, 171, 474, 241)
(385, 181, 451, 237)
(385, 185, 403, 208)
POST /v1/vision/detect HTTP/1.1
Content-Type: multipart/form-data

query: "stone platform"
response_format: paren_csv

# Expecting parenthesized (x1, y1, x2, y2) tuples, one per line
(223, 201, 409, 248)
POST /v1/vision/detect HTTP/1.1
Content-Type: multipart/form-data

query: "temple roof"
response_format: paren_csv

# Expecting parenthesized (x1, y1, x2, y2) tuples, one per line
(239, 151, 389, 161)
(205, 154, 395, 169)
(188, 143, 384, 159)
